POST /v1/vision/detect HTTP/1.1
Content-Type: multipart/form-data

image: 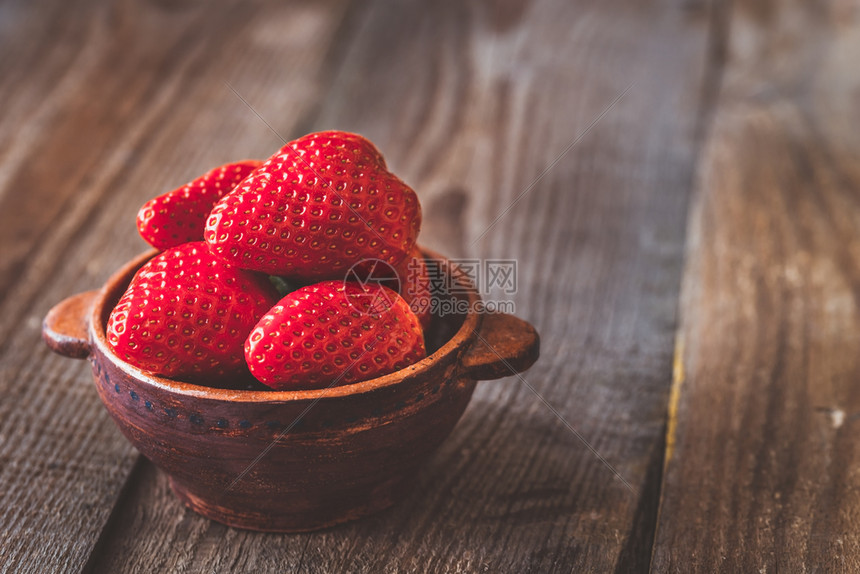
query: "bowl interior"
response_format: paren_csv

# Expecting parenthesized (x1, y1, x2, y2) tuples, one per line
(91, 249, 480, 403)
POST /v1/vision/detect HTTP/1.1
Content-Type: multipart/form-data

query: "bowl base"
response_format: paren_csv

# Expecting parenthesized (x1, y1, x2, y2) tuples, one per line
(167, 474, 413, 533)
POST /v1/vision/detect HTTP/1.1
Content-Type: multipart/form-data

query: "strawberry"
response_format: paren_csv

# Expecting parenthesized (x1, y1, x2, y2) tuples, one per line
(106, 242, 278, 382)
(137, 160, 261, 249)
(204, 131, 421, 279)
(244, 280, 426, 390)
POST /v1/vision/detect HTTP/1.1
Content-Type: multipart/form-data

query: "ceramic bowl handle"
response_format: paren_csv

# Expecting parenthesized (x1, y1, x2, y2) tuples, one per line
(460, 313, 540, 381)
(42, 290, 98, 359)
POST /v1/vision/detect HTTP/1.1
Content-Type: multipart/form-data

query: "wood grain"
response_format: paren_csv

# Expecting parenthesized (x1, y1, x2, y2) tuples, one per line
(651, 0, 860, 571)
(5, 0, 856, 569)
(80, 0, 711, 572)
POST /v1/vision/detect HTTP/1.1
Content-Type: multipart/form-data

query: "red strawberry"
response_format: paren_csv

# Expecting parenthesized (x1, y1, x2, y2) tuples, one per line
(245, 280, 426, 390)
(395, 247, 433, 329)
(106, 242, 278, 382)
(138, 160, 261, 249)
(204, 131, 421, 279)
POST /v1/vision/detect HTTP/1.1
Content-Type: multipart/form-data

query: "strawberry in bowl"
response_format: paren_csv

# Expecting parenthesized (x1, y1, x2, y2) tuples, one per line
(204, 131, 421, 280)
(106, 242, 278, 383)
(245, 281, 426, 390)
(137, 160, 261, 250)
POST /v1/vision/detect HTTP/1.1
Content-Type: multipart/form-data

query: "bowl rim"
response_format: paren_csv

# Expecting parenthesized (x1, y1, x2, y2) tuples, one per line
(89, 247, 482, 403)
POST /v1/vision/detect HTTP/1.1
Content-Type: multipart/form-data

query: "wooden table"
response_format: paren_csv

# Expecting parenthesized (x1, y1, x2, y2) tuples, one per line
(2, 0, 858, 571)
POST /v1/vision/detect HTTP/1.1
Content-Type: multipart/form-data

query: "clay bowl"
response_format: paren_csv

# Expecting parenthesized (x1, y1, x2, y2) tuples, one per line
(43, 248, 539, 532)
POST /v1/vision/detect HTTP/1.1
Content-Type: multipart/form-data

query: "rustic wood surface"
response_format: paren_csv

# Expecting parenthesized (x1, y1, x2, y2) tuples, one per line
(1, 0, 856, 572)
(651, 1, 860, 572)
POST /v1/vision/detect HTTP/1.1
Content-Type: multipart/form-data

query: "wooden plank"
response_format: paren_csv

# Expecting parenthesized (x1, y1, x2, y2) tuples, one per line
(82, 1, 712, 572)
(0, 1, 350, 572)
(651, 0, 860, 571)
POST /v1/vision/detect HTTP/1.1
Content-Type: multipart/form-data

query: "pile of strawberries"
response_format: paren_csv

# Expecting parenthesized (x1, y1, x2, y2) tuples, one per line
(107, 131, 431, 391)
